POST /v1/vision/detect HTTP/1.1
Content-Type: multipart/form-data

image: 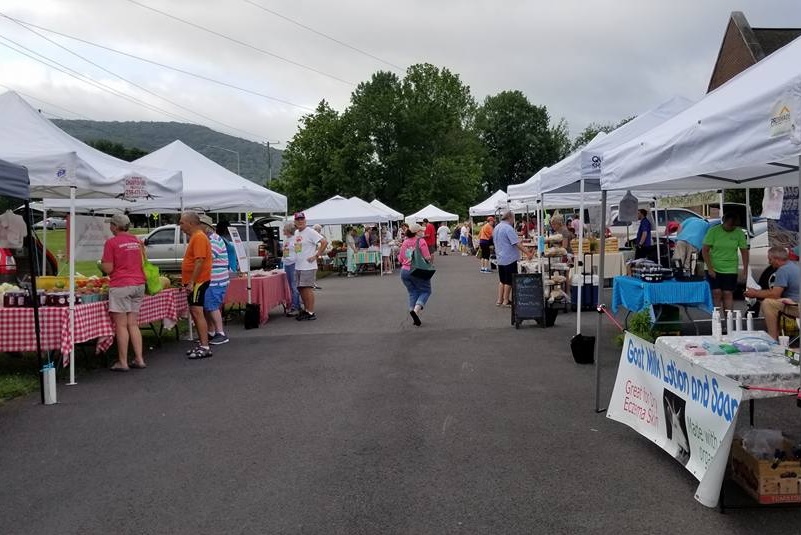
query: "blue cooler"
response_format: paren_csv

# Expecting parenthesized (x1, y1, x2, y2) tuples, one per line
(571, 274, 599, 311)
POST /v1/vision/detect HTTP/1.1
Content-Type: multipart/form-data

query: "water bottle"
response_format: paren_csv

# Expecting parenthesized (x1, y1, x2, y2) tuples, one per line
(734, 310, 743, 332)
(746, 310, 754, 331)
(712, 308, 722, 340)
(725, 310, 734, 335)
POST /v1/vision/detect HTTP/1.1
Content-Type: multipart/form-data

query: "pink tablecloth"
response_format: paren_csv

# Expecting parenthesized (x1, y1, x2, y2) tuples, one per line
(0, 288, 188, 363)
(225, 273, 291, 324)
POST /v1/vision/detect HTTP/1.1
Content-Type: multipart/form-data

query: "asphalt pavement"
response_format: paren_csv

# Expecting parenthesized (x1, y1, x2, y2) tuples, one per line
(1, 252, 800, 534)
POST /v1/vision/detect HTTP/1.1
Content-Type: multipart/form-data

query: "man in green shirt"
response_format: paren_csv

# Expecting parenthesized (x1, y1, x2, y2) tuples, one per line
(702, 213, 749, 311)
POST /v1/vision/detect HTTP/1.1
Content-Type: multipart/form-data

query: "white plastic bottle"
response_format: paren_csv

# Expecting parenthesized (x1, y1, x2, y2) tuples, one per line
(734, 310, 743, 332)
(712, 308, 722, 340)
(725, 310, 734, 335)
(746, 310, 754, 331)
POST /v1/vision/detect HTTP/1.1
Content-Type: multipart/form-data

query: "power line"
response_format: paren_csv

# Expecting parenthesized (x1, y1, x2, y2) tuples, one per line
(0, 34, 196, 124)
(0, 83, 91, 119)
(241, 0, 404, 72)
(1, 14, 315, 112)
(124, 0, 355, 86)
(3, 15, 272, 141)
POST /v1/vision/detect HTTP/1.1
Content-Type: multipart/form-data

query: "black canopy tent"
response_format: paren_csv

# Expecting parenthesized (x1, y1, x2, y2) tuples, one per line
(0, 158, 45, 404)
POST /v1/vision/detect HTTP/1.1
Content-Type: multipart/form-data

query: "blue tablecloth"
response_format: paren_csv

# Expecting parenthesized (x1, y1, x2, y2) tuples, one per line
(611, 276, 713, 314)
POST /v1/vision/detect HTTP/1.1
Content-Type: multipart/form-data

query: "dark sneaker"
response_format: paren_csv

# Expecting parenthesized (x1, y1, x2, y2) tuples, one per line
(186, 342, 201, 355)
(410, 310, 421, 326)
(295, 310, 310, 321)
(210, 333, 229, 345)
(298, 312, 317, 321)
(187, 346, 213, 359)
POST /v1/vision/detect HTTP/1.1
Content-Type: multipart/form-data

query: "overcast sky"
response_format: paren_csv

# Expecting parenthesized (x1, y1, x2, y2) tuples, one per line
(0, 0, 798, 147)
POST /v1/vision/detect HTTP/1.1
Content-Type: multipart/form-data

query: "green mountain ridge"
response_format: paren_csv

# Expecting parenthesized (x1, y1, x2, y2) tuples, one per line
(52, 119, 283, 185)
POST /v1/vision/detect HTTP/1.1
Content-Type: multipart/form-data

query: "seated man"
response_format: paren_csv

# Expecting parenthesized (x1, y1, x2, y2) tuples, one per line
(743, 246, 800, 340)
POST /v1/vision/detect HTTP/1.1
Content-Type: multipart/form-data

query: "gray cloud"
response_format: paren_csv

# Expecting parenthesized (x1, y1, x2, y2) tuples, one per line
(0, 0, 797, 144)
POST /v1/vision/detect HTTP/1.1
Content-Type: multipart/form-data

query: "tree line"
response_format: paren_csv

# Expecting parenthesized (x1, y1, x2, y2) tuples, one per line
(273, 63, 621, 216)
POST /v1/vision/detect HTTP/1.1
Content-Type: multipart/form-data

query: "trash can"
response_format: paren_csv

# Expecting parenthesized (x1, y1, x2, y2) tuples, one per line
(570, 274, 599, 311)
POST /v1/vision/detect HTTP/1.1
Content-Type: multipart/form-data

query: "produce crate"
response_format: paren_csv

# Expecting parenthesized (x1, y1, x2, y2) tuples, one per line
(731, 438, 801, 504)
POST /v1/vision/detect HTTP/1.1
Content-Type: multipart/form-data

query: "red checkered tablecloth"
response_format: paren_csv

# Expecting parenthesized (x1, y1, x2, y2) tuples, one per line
(0, 288, 189, 364)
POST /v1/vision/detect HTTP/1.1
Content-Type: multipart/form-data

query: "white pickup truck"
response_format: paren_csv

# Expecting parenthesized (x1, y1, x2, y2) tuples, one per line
(141, 222, 279, 272)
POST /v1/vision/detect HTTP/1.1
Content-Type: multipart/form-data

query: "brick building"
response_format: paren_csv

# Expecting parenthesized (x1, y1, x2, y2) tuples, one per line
(707, 11, 801, 92)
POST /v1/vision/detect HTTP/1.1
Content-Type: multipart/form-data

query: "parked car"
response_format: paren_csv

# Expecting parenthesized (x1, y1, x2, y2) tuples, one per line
(33, 217, 67, 230)
(141, 223, 275, 272)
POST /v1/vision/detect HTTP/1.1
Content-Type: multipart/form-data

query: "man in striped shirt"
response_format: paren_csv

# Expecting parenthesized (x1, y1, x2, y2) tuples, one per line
(200, 215, 230, 345)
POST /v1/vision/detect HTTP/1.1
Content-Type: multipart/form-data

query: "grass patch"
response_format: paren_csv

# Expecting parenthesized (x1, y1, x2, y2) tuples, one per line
(36, 228, 148, 277)
(0, 374, 39, 401)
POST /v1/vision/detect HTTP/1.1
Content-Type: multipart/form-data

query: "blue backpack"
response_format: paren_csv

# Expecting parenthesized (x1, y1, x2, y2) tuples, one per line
(224, 238, 238, 271)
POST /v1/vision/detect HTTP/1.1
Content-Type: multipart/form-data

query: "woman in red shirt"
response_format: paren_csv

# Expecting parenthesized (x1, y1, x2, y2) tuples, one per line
(100, 214, 146, 372)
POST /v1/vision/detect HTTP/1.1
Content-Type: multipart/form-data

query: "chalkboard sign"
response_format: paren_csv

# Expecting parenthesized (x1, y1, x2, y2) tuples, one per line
(511, 273, 544, 329)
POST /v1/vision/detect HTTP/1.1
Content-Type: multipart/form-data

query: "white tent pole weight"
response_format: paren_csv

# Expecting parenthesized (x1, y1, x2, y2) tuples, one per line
(593, 189, 607, 413)
(67, 186, 77, 385)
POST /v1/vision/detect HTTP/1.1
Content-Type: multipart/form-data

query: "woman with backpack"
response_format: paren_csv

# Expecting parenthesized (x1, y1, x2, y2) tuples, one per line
(397, 223, 433, 326)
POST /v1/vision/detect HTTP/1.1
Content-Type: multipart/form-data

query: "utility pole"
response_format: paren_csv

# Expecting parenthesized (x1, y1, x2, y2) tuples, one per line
(264, 140, 281, 184)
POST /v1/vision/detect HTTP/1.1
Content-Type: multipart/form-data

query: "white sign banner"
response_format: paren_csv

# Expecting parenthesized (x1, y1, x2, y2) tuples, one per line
(769, 99, 792, 138)
(607, 333, 743, 507)
(72, 215, 113, 261)
(228, 227, 249, 273)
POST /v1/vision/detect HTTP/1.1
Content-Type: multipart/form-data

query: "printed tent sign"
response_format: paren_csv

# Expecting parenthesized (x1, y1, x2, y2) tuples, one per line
(607, 333, 743, 507)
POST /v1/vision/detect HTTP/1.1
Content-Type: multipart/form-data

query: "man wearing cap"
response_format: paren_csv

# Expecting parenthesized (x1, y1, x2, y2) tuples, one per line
(179, 211, 213, 359)
(478, 216, 495, 273)
(200, 215, 230, 345)
(493, 210, 534, 307)
(292, 212, 327, 321)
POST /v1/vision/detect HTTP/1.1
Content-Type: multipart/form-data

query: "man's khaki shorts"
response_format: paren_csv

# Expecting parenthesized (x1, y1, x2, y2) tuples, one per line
(296, 269, 317, 288)
(108, 285, 145, 313)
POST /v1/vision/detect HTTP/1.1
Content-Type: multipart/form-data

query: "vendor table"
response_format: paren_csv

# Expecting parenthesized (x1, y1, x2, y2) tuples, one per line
(355, 250, 380, 265)
(607, 331, 799, 508)
(0, 288, 189, 363)
(611, 275, 713, 334)
(226, 272, 291, 325)
(655, 332, 799, 401)
(586, 251, 633, 279)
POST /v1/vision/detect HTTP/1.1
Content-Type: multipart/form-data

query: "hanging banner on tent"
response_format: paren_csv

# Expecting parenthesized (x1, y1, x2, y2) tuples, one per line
(580, 152, 603, 179)
(71, 215, 113, 261)
(607, 333, 742, 507)
(228, 227, 250, 273)
(767, 186, 798, 253)
(123, 176, 150, 200)
(762, 187, 784, 220)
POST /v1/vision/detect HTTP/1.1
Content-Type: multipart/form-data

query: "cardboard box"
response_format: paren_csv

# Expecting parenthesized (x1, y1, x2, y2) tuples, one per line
(731, 438, 801, 504)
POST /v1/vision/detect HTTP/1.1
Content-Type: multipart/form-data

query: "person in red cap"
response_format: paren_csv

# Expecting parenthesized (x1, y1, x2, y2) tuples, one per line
(478, 216, 495, 273)
(292, 212, 327, 321)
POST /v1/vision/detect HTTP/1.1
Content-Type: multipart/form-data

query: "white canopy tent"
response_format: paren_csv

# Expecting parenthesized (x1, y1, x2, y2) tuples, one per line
(370, 199, 404, 221)
(469, 190, 508, 217)
(302, 195, 392, 225)
(39, 140, 287, 214)
(0, 92, 182, 199)
(404, 204, 458, 223)
(0, 158, 29, 199)
(591, 36, 801, 423)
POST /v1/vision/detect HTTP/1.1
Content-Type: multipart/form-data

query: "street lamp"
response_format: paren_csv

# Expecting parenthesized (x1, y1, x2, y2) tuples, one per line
(204, 145, 240, 176)
(264, 140, 281, 184)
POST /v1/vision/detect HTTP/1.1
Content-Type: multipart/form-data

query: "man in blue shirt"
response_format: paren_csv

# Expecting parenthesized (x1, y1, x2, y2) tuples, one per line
(744, 246, 800, 340)
(492, 210, 534, 307)
(635, 208, 652, 260)
(674, 217, 709, 271)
